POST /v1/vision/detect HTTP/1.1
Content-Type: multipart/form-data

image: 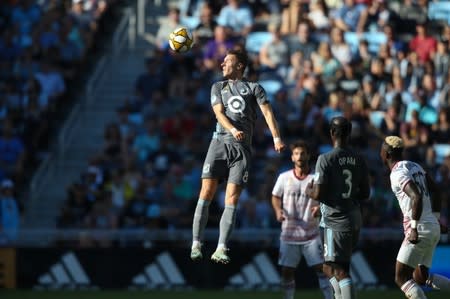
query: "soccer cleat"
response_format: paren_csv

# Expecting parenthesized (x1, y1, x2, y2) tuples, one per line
(190, 243, 203, 261)
(211, 247, 230, 264)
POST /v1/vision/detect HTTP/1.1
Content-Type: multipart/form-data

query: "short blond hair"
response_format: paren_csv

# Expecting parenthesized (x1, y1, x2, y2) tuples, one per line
(384, 136, 404, 149)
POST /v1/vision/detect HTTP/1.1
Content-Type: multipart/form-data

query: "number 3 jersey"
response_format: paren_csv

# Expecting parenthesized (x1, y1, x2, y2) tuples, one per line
(390, 160, 438, 233)
(210, 79, 269, 147)
(314, 147, 370, 232)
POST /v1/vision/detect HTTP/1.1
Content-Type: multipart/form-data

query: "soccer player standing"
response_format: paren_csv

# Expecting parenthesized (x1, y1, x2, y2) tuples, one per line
(272, 140, 333, 299)
(380, 136, 450, 299)
(306, 116, 370, 299)
(191, 49, 285, 264)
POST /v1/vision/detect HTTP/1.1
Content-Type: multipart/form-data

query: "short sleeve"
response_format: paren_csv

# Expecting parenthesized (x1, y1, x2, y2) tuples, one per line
(272, 173, 284, 197)
(314, 155, 328, 185)
(210, 83, 222, 106)
(390, 168, 411, 192)
(255, 84, 269, 105)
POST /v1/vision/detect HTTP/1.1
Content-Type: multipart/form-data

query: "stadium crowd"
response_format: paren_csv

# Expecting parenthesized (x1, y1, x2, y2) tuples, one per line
(0, 0, 120, 244)
(57, 0, 450, 247)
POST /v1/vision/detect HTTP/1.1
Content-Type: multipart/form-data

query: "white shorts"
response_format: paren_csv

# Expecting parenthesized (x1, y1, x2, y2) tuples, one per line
(278, 235, 324, 268)
(397, 222, 440, 268)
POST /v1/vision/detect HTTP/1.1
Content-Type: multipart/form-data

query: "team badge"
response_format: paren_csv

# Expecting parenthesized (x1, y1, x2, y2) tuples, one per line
(227, 96, 246, 113)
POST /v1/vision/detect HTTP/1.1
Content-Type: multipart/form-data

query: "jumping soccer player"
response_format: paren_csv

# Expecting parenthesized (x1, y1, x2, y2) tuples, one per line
(191, 49, 285, 264)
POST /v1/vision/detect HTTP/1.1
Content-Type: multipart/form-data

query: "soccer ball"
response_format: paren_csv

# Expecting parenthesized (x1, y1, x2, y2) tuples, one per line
(168, 27, 194, 53)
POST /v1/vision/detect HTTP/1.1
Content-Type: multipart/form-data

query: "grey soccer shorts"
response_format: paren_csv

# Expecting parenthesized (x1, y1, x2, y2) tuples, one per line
(323, 227, 360, 264)
(201, 138, 251, 186)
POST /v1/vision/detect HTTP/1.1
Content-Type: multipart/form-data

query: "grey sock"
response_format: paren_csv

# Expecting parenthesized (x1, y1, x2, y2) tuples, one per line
(192, 199, 211, 242)
(339, 278, 356, 299)
(218, 205, 237, 246)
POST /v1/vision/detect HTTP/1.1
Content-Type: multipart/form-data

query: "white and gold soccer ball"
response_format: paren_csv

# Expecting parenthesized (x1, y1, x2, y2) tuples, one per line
(168, 27, 194, 53)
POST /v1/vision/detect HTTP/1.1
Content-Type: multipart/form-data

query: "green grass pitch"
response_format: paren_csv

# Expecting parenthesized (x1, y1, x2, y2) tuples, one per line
(0, 290, 448, 299)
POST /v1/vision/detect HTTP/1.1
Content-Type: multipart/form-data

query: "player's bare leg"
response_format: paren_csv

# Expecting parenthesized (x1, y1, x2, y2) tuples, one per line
(414, 264, 450, 291)
(211, 182, 242, 264)
(396, 261, 427, 299)
(191, 179, 218, 261)
(281, 266, 296, 299)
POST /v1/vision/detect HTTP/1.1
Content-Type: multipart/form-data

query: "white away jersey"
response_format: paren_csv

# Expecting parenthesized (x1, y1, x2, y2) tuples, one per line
(272, 170, 319, 243)
(390, 160, 438, 232)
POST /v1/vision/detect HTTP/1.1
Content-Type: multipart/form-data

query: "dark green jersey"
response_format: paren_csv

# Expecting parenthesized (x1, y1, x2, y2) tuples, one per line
(210, 79, 269, 147)
(314, 147, 370, 231)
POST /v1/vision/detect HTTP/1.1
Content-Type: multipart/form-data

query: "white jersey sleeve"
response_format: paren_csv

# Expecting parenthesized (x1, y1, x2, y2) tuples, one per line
(390, 161, 438, 232)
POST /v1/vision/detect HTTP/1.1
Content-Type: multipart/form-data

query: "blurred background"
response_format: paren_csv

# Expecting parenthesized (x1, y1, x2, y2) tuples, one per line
(0, 0, 449, 295)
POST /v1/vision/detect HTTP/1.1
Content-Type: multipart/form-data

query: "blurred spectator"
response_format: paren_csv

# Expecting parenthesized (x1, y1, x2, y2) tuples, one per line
(280, 0, 303, 35)
(202, 25, 234, 75)
(431, 108, 450, 144)
(288, 21, 317, 60)
(217, 0, 254, 38)
(156, 7, 182, 50)
(193, 2, 217, 47)
(0, 179, 20, 245)
(308, 0, 331, 32)
(135, 57, 167, 101)
(358, 0, 391, 33)
(330, 27, 352, 66)
(409, 22, 437, 64)
(333, 0, 366, 32)
(0, 119, 25, 183)
(259, 21, 289, 78)
(311, 41, 341, 82)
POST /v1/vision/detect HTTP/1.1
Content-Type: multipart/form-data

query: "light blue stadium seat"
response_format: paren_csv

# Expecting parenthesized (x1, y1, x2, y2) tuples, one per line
(245, 31, 272, 54)
(344, 31, 387, 55)
(433, 143, 450, 164)
(344, 31, 360, 54)
(181, 16, 200, 30)
(369, 111, 385, 129)
(364, 32, 387, 55)
(258, 79, 283, 103)
(428, 1, 450, 23)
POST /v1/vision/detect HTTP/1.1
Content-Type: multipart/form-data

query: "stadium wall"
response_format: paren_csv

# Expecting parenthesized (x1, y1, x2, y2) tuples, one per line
(13, 244, 450, 290)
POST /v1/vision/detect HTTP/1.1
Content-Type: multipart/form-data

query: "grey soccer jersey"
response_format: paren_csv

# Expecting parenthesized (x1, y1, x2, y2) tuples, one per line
(314, 147, 370, 232)
(210, 79, 269, 146)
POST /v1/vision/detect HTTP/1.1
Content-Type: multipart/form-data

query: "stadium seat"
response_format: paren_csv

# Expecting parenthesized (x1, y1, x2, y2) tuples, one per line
(181, 16, 200, 30)
(245, 31, 272, 54)
(428, 1, 450, 23)
(344, 31, 387, 55)
(369, 111, 385, 129)
(433, 143, 450, 164)
(364, 32, 387, 55)
(258, 79, 283, 102)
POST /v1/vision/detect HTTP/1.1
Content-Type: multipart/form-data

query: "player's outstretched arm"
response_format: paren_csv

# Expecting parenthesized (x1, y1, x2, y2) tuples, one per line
(259, 103, 285, 153)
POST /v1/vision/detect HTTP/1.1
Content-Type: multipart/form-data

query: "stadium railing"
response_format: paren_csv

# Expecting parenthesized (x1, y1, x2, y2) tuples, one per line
(12, 228, 448, 247)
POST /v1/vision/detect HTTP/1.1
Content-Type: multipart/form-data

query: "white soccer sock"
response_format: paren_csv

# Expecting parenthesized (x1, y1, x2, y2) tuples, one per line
(282, 280, 295, 299)
(330, 277, 342, 299)
(317, 272, 333, 299)
(339, 278, 356, 299)
(427, 274, 450, 291)
(401, 279, 427, 299)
